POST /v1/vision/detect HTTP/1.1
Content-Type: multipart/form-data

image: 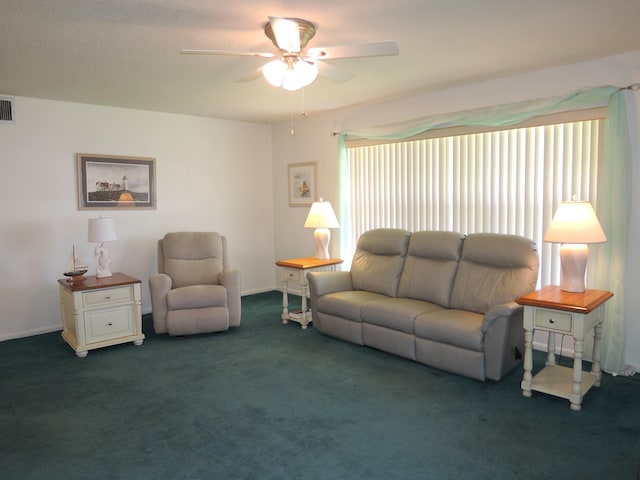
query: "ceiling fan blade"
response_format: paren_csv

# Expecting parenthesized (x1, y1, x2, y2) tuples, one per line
(314, 60, 354, 83)
(180, 48, 275, 58)
(269, 16, 301, 52)
(307, 41, 399, 60)
(235, 66, 265, 83)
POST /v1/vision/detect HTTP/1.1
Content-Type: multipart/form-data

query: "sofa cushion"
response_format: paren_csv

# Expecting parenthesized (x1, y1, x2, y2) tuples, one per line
(450, 233, 538, 314)
(397, 231, 464, 307)
(162, 232, 224, 288)
(414, 309, 485, 352)
(167, 284, 227, 310)
(317, 291, 387, 322)
(362, 297, 444, 334)
(351, 229, 410, 297)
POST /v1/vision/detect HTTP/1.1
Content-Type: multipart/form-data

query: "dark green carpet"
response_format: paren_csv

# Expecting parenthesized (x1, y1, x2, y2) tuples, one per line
(1, 291, 639, 479)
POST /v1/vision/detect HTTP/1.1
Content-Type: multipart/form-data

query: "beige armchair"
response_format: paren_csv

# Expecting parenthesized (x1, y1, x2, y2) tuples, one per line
(149, 232, 241, 336)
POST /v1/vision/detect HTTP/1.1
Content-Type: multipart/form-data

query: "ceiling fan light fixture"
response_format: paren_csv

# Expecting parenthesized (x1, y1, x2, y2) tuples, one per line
(284, 60, 318, 91)
(263, 59, 288, 87)
(262, 58, 318, 91)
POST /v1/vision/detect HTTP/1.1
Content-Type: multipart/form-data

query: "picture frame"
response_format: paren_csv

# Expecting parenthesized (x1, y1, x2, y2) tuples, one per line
(76, 153, 156, 210)
(288, 162, 316, 207)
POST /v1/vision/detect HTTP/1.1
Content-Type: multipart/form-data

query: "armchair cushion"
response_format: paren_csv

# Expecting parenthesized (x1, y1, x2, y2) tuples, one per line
(162, 232, 224, 288)
(167, 285, 228, 310)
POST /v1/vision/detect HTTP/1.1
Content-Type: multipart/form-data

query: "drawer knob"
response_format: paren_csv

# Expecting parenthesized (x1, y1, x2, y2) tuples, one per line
(104, 295, 111, 300)
(548, 318, 555, 324)
(107, 322, 113, 327)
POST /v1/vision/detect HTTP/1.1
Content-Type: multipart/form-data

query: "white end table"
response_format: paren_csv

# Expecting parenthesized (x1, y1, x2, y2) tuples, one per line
(275, 257, 343, 329)
(59, 272, 145, 357)
(517, 285, 613, 411)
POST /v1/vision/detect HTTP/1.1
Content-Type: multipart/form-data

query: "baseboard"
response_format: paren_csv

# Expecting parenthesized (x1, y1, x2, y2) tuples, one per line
(0, 324, 62, 342)
(241, 287, 278, 296)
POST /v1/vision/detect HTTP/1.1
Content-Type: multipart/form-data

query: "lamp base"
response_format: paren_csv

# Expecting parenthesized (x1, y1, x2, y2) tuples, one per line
(313, 228, 331, 260)
(95, 245, 113, 278)
(559, 243, 589, 292)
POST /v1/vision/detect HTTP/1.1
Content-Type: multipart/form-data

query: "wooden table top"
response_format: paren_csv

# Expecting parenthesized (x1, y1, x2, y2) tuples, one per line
(516, 285, 613, 314)
(275, 257, 343, 270)
(58, 272, 141, 292)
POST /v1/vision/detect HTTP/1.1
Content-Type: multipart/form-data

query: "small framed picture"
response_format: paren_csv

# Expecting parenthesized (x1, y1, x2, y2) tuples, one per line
(76, 153, 156, 210)
(288, 162, 316, 207)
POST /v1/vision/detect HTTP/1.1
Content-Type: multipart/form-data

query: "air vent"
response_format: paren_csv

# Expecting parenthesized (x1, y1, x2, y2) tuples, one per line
(0, 97, 15, 123)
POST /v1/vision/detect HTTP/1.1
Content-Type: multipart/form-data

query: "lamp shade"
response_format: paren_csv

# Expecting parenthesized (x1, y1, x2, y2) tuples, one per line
(88, 217, 118, 243)
(304, 199, 339, 229)
(263, 58, 318, 91)
(263, 59, 288, 87)
(543, 200, 606, 244)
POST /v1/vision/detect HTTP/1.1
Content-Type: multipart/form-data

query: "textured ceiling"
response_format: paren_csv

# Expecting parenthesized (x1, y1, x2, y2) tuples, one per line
(2, 0, 639, 123)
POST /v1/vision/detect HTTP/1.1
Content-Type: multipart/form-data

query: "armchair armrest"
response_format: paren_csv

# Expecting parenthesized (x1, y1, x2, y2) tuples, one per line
(481, 301, 522, 333)
(149, 273, 172, 334)
(221, 268, 241, 327)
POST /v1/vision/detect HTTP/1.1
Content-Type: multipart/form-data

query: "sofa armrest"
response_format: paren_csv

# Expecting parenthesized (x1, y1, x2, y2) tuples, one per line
(481, 301, 522, 333)
(307, 271, 354, 298)
(483, 301, 525, 380)
(221, 268, 241, 327)
(149, 273, 172, 334)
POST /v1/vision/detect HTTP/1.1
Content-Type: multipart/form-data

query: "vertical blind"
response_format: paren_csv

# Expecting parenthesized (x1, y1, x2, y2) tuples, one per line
(344, 116, 604, 287)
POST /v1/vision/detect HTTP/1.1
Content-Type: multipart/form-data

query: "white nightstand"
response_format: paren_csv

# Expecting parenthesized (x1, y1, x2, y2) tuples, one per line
(275, 257, 343, 329)
(517, 285, 613, 411)
(59, 272, 145, 357)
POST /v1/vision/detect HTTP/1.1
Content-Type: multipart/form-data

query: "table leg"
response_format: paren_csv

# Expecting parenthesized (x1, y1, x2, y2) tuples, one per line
(281, 280, 289, 324)
(300, 274, 309, 329)
(570, 337, 584, 411)
(591, 321, 604, 387)
(521, 327, 533, 397)
(546, 332, 557, 366)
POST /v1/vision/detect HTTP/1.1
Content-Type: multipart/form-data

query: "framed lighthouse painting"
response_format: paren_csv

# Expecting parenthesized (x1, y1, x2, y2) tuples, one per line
(76, 153, 156, 210)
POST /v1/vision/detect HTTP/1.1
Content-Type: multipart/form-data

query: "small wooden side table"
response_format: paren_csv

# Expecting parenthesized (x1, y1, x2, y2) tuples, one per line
(59, 272, 145, 357)
(517, 285, 613, 411)
(275, 257, 343, 329)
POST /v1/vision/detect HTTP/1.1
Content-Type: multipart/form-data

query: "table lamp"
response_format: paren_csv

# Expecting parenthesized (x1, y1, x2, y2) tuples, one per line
(543, 197, 606, 292)
(304, 198, 339, 259)
(88, 216, 118, 277)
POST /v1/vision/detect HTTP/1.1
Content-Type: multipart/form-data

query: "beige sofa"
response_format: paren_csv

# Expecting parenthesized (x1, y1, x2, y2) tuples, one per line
(307, 229, 539, 381)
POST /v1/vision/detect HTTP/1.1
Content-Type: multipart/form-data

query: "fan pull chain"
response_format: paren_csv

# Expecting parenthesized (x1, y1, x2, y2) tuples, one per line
(290, 91, 295, 136)
(301, 88, 308, 118)
(290, 89, 310, 136)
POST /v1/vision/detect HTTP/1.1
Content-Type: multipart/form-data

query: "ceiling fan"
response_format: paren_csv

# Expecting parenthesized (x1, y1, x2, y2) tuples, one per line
(180, 17, 399, 91)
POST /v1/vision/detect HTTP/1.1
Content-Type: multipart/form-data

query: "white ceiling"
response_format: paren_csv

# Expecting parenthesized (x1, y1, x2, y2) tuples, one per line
(2, 0, 640, 124)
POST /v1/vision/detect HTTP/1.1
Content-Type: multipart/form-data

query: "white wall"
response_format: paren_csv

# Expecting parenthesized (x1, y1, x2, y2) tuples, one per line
(0, 97, 274, 340)
(271, 50, 640, 369)
(272, 115, 341, 263)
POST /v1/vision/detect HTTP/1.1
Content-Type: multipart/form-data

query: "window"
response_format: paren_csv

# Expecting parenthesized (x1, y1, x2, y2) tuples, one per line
(342, 109, 606, 287)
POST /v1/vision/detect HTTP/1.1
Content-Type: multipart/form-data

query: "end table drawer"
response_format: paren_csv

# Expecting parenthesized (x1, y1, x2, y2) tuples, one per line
(85, 306, 133, 343)
(280, 269, 301, 282)
(83, 285, 133, 308)
(535, 309, 572, 333)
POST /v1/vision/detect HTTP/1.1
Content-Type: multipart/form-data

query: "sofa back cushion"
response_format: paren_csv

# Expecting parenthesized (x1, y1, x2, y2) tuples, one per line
(161, 232, 224, 289)
(450, 233, 539, 313)
(351, 229, 411, 297)
(397, 231, 464, 307)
